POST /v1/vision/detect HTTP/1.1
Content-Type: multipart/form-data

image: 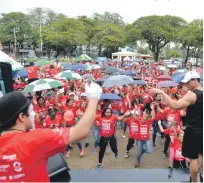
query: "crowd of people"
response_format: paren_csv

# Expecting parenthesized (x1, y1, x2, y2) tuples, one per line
(0, 59, 203, 182)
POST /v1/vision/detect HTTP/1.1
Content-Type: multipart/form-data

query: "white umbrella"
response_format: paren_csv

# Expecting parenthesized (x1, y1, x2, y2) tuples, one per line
(0, 50, 23, 70)
(167, 64, 178, 68)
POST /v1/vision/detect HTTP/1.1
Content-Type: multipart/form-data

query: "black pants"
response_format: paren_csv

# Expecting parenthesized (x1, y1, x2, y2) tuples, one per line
(99, 136, 118, 163)
(173, 159, 187, 169)
(163, 134, 170, 154)
(124, 123, 128, 134)
(126, 138, 135, 152)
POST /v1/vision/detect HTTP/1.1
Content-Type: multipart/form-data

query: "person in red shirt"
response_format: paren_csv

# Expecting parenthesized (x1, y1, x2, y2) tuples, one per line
(63, 99, 83, 158)
(95, 107, 130, 168)
(0, 83, 102, 182)
(44, 108, 62, 128)
(45, 92, 56, 109)
(34, 97, 48, 128)
(135, 104, 155, 168)
(124, 111, 139, 159)
(56, 88, 68, 113)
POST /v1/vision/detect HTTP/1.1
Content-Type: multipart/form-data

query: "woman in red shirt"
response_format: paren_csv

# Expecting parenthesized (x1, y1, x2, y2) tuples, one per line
(135, 105, 155, 168)
(96, 107, 130, 168)
(34, 97, 48, 128)
(44, 108, 62, 128)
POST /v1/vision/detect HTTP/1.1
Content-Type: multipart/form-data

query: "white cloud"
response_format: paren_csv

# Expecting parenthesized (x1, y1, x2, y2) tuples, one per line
(0, 0, 203, 23)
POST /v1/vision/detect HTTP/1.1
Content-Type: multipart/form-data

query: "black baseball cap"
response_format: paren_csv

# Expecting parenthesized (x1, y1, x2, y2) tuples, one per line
(0, 91, 33, 127)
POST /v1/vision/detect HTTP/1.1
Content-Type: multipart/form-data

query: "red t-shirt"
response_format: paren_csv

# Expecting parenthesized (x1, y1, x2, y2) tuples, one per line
(125, 117, 139, 139)
(57, 96, 68, 112)
(34, 105, 48, 119)
(63, 106, 79, 126)
(45, 113, 62, 127)
(164, 110, 181, 126)
(142, 93, 151, 104)
(27, 66, 38, 79)
(0, 128, 70, 182)
(47, 98, 55, 109)
(137, 118, 153, 141)
(96, 115, 119, 137)
(174, 138, 186, 161)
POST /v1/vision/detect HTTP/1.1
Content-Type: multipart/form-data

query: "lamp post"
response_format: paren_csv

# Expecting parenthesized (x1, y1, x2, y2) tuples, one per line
(13, 27, 19, 56)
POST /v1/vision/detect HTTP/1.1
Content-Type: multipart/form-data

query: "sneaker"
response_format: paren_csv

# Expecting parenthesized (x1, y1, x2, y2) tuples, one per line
(135, 162, 140, 168)
(97, 163, 103, 169)
(115, 153, 118, 158)
(124, 152, 129, 159)
(162, 153, 167, 159)
(85, 143, 89, 148)
(79, 149, 84, 157)
(65, 151, 70, 158)
(168, 167, 173, 179)
(123, 135, 126, 137)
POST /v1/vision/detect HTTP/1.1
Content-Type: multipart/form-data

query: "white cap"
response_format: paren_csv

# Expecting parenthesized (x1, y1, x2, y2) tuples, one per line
(80, 92, 87, 97)
(181, 71, 200, 83)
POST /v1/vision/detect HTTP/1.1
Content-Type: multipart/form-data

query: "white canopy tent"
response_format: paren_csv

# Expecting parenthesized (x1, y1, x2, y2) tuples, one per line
(0, 50, 23, 70)
(112, 51, 140, 61)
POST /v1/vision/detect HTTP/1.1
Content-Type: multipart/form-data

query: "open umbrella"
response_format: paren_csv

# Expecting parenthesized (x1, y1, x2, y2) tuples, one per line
(120, 70, 136, 76)
(91, 64, 102, 70)
(157, 75, 172, 81)
(71, 64, 89, 71)
(54, 71, 82, 80)
(167, 64, 178, 68)
(157, 81, 178, 88)
(105, 67, 121, 74)
(100, 94, 122, 100)
(13, 68, 28, 79)
(131, 80, 146, 85)
(102, 75, 133, 88)
(82, 74, 93, 79)
(156, 66, 167, 71)
(173, 69, 188, 75)
(35, 59, 54, 67)
(23, 78, 63, 92)
(61, 63, 72, 71)
(76, 54, 92, 62)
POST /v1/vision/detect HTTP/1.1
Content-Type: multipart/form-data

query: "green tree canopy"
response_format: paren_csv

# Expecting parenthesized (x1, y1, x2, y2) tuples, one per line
(128, 15, 186, 61)
(44, 17, 87, 55)
(0, 12, 31, 43)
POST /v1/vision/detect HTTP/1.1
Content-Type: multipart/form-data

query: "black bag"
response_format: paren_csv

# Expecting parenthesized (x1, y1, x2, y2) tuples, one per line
(48, 153, 71, 182)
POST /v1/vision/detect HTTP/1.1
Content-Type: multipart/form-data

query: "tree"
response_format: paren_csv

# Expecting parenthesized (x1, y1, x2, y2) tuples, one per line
(93, 12, 125, 27)
(91, 23, 125, 57)
(137, 46, 150, 54)
(178, 19, 203, 63)
(44, 17, 87, 56)
(129, 15, 186, 61)
(167, 49, 182, 59)
(0, 12, 31, 52)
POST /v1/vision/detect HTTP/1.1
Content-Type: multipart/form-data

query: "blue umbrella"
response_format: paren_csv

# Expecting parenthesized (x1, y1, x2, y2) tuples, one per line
(13, 68, 28, 79)
(61, 63, 72, 71)
(82, 74, 93, 79)
(172, 72, 203, 86)
(102, 75, 133, 88)
(131, 80, 146, 85)
(100, 94, 121, 100)
(157, 81, 178, 88)
(71, 64, 89, 71)
(120, 70, 136, 76)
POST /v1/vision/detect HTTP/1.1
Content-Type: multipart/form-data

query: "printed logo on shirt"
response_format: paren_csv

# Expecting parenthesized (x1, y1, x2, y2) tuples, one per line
(13, 162, 22, 172)
(0, 176, 7, 181)
(131, 124, 138, 132)
(13, 173, 25, 180)
(0, 164, 10, 172)
(102, 123, 111, 130)
(2, 154, 16, 161)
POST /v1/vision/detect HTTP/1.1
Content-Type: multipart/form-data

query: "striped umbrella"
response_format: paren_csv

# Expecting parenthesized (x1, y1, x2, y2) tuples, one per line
(54, 71, 82, 80)
(23, 79, 63, 92)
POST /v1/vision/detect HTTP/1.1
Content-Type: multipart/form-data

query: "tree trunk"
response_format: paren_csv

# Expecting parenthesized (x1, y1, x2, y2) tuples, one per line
(98, 44, 102, 56)
(185, 46, 190, 64)
(153, 51, 159, 62)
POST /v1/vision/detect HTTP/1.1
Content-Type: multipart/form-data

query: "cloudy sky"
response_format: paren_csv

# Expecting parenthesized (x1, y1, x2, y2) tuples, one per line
(0, 0, 203, 23)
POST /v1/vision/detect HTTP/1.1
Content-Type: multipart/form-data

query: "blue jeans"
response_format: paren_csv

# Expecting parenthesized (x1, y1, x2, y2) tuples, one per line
(66, 141, 82, 151)
(136, 139, 152, 163)
(92, 126, 100, 148)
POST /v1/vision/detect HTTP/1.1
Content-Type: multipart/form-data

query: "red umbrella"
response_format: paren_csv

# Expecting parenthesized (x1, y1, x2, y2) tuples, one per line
(157, 75, 172, 81)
